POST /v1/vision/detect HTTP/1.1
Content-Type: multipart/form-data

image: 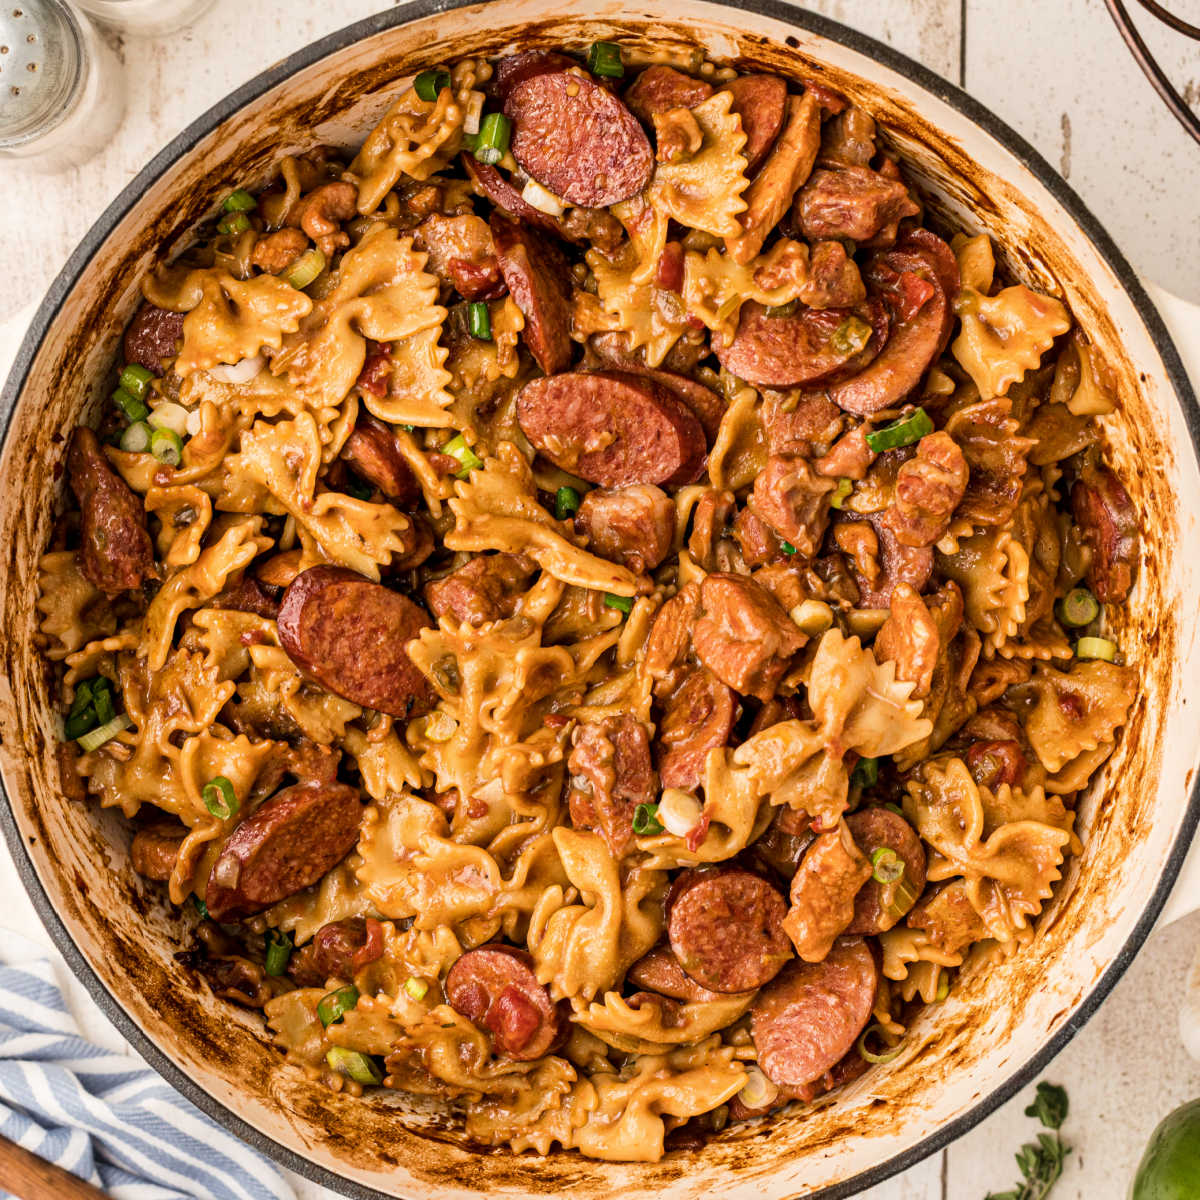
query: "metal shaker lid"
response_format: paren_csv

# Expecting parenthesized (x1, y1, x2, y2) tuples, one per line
(0, 0, 84, 147)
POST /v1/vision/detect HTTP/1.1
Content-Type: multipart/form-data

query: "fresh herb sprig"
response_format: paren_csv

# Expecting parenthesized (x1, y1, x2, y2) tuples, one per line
(985, 1082, 1070, 1200)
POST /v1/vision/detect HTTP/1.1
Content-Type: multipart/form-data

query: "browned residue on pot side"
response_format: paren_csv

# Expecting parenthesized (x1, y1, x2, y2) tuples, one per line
(0, 12, 1184, 1199)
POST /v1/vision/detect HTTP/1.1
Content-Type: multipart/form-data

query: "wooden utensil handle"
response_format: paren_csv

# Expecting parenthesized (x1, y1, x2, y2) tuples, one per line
(0, 1132, 111, 1199)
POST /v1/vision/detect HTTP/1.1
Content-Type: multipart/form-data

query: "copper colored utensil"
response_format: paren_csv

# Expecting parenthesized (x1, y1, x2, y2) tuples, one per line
(0, 1132, 112, 1200)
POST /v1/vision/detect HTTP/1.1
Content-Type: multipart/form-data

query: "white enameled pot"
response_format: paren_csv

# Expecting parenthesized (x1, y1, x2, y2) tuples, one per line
(1, 3, 1198, 1197)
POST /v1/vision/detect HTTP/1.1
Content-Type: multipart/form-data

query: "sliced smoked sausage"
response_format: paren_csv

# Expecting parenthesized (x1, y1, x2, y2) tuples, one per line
(490, 214, 573, 375)
(131, 824, 184, 882)
(625, 944, 728, 1002)
(667, 867, 791, 993)
(340, 416, 420, 506)
(493, 49, 578, 101)
(624, 65, 713, 124)
(277, 566, 435, 718)
(1071, 465, 1138, 603)
(205, 781, 362, 922)
(504, 69, 654, 207)
(715, 300, 887, 390)
(720, 74, 789, 174)
(844, 807, 926, 935)
(751, 937, 877, 1088)
(516, 370, 706, 487)
(123, 303, 185, 374)
(446, 944, 565, 1060)
(828, 228, 959, 416)
(656, 667, 738, 791)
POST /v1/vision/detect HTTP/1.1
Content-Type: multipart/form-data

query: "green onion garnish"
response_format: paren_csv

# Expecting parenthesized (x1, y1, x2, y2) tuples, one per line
(118, 363, 155, 403)
(404, 976, 428, 1001)
(440, 433, 484, 478)
(830, 315, 873, 356)
(119, 421, 151, 453)
(883, 801, 905, 818)
(865, 407, 933, 453)
(460, 131, 478, 152)
(851, 756, 879, 790)
(587, 40, 624, 78)
(264, 929, 293, 976)
(1056, 587, 1100, 629)
(191, 894, 209, 919)
(217, 212, 251, 236)
(222, 189, 256, 213)
(763, 299, 800, 318)
(857, 1023, 903, 1065)
(473, 112, 512, 166)
(202, 775, 239, 820)
(92, 684, 115, 726)
(781, 541, 797, 555)
(467, 300, 492, 340)
(414, 69, 451, 102)
(342, 475, 373, 501)
(64, 677, 113, 739)
(150, 426, 183, 467)
(281, 246, 326, 290)
(554, 486, 581, 520)
(317, 984, 360, 1027)
(325, 1047, 383, 1085)
(603, 593, 633, 614)
(829, 477, 853, 510)
(76, 713, 131, 752)
(870, 846, 905, 885)
(632, 803, 664, 836)
(935, 973, 950, 1003)
(112, 387, 150, 424)
(1075, 636, 1117, 662)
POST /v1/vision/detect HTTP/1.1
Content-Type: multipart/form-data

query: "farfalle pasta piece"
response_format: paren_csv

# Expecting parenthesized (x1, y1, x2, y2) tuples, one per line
(241, 642, 362, 744)
(144, 268, 312, 377)
(228, 413, 414, 580)
(144, 484, 213, 567)
(261, 861, 369, 947)
(1017, 660, 1137, 773)
(879, 924, 963, 1005)
(982, 781, 1081, 856)
(936, 527, 1030, 657)
(445, 442, 643, 596)
(528, 828, 666, 1002)
(370, 322, 456, 428)
(184, 608, 276, 682)
(143, 518, 272, 671)
(342, 726, 425, 801)
(706, 384, 767, 492)
(574, 988, 754, 1055)
(1050, 328, 1117, 417)
(349, 60, 488, 214)
(36, 551, 116, 660)
(586, 244, 687, 368)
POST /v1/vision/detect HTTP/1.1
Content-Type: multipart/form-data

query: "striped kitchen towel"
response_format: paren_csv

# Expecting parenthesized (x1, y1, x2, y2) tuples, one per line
(0, 930, 296, 1200)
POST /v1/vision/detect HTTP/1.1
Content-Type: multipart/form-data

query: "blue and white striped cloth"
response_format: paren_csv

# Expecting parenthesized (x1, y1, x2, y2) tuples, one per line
(0, 931, 296, 1200)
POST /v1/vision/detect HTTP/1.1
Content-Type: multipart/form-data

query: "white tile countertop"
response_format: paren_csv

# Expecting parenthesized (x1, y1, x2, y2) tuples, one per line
(1, 2, 1198, 1198)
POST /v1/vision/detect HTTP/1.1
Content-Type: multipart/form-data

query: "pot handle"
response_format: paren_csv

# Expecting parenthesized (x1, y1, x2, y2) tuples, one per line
(1145, 283, 1200, 930)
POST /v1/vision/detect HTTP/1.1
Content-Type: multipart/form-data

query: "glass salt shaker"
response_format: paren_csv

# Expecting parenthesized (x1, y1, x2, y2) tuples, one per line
(0, 0, 125, 173)
(71, 0, 215, 37)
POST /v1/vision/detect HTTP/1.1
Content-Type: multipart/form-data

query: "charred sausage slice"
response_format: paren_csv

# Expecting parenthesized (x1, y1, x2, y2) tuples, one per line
(1071, 465, 1138, 603)
(312, 917, 385, 980)
(131, 824, 185, 882)
(751, 937, 877, 1088)
(490, 214, 574, 375)
(123, 303, 185, 374)
(720, 74, 788, 174)
(844, 807, 926, 935)
(445, 944, 565, 1060)
(828, 228, 959, 416)
(205, 781, 362, 922)
(625, 944, 730, 1003)
(277, 566, 435, 718)
(624, 65, 714, 124)
(504, 69, 654, 207)
(667, 867, 791, 993)
(516, 370, 706, 487)
(493, 50, 579, 101)
(67, 427, 155, 595)
(340, 416, 420, 507)
(656, 667, 738, 791)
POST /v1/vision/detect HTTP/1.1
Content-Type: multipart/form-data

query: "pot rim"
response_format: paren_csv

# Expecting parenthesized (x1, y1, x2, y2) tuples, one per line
(1, 2, 1198, 1196)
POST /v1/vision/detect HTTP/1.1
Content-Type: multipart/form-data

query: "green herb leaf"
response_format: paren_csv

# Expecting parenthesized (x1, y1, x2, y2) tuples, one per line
(985, 1082, 1070, 1199)
(1026, 1081, 1069, 1131)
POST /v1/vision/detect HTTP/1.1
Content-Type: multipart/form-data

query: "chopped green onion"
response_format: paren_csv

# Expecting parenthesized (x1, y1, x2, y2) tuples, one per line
(829, 477, 853, 509)
(781, 541, 797, 555)
(870, 846, 905, 885)
(473, 112, 511, 166)
(399, 424, 415, 433)
(935, 972, 950, 1003)
(68, 680, 96, 718)
(342, 475, 373, 501)
(830, 315, 873, 356)
(1075, 636, 1117, 662)
(865, 407, 933, 453)
(325, 1047, 383, 1085)
(851, 757, 880, 790)
(76, 713, 131, 752)
(763, 299, 800, 318)
(404, 975, 428, 1000)
(884, 802, 905, 818)
(217, 212, 251, 236)
(414, 69, 451, 102)
(191, 894, 209, 919)
(92, 685, 115, 726)
(63, 710, 96, 740)
(440, 433, 484, 478)
(264, 929, 293, 976)
(857, 1023, 903, 1065)
(118, 363, 155, 403)
(1056, 587, 1100, 629)
(317, 984, 360, 1027)
(112, 387, 150, 423)
(587, 40, 624, 78)
(202, 775, 239, 821)
(222, 188, 257, 213)
(119, 421, 151, 453)
(632, 802, 664, 836)
(460, 130, 478, 152)
(467, 300, 492, 340)
(150, 426, 184, 467)
(281, 246, 326, 289)
(555, 486, 581, 520)
(604, 593, 633, 614)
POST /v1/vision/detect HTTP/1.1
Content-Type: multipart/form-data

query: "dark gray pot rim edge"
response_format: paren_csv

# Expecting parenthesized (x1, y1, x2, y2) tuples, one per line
(1, 2, 1197, 1197)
